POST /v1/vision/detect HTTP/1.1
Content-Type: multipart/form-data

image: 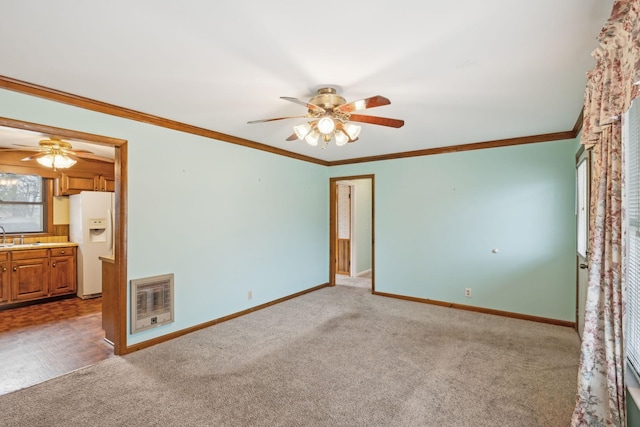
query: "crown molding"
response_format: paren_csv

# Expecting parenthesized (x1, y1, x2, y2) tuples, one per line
(0, 75, 328, 166)
(327, 128, 578, 166)
(0, 75, 582, 167)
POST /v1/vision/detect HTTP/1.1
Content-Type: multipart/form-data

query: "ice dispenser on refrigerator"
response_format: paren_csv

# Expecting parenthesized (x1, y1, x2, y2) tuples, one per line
(88, 219, 107, 242)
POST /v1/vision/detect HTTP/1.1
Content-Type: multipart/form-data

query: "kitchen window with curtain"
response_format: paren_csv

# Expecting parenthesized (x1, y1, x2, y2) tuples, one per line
(0, 173, 45, 233)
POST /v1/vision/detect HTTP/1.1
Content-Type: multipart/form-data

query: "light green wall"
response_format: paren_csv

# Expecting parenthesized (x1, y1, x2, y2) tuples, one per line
(0, 86, 579, 338)
(354, 179, 372, 274)
(329, 140, 578, 321)
(0, 89, 329, 345)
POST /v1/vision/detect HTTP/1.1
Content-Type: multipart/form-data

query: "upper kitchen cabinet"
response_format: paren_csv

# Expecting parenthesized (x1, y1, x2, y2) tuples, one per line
(56, 172, 114, 195)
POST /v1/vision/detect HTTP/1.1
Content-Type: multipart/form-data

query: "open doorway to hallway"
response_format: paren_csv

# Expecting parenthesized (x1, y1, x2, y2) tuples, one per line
(330, 175, 374, 291)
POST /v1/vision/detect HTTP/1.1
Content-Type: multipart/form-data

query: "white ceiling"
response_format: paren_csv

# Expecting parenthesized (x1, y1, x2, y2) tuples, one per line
(0, 1, 613, 162)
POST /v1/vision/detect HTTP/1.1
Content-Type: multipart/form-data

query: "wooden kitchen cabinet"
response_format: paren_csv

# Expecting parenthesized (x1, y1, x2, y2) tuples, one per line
(98, 175, 115, 192)
(57, 172, 115, 195)
(50, 247, 77, 295)
(0, 252, 9, 303)
(11, 249, 50, 302)
(0, 245, 78, 308)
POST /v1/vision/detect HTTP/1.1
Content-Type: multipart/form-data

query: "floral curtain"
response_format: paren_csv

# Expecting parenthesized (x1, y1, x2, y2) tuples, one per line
(572, 1, 640, 426)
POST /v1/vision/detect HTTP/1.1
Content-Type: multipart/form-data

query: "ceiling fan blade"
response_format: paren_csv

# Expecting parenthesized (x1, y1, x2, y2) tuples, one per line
(75, 152, 115, 163)
(21, 151, 113, 163)
(349, 114, 405, 128)
(1, 147, 41, 153)
(280, 97, 326, 114)
(334, 95, 391, 113)
(285, 133, 299, 141)
(247, 115, 309, 124)
(21, 152, 48, 161)
(20, 154, 37, 161)
(64, 148, 95, 155)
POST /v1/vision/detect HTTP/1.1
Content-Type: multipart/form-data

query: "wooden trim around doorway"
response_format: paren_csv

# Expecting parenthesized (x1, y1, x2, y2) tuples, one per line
(0, 116, 129, 356)
(329, 174, 375, 291)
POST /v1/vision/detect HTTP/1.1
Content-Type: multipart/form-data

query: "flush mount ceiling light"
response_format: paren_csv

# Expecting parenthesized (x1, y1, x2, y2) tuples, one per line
(248, 87, 404, 148)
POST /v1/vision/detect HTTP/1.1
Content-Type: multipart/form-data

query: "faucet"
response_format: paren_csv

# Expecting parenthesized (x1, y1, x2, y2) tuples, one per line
(0, 226, 4, 245)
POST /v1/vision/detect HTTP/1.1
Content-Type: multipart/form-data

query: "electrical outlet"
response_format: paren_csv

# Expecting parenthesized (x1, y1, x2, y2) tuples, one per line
(464, 288, 472, 298)
(248, 290, 252, 300)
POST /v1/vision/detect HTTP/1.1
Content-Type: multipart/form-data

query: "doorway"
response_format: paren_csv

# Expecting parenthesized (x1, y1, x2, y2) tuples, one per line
(330, 175, 374, 291)
(336, 183, 352, 276)
(0, 117, 128, 354)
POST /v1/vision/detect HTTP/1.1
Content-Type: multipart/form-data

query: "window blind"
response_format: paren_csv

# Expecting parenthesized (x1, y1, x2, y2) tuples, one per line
(626, 100, 640, 378)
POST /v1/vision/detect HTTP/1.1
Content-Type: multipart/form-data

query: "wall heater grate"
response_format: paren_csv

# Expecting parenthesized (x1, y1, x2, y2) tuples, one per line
(131, 273, 174, 334)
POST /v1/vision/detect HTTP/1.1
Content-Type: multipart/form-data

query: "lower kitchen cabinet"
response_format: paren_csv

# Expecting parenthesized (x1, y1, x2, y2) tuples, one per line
(1, 245, 77, 308)
(11, 249, 50, 302)
(0, 252, 9, 303)
(50, 247, 77, 295)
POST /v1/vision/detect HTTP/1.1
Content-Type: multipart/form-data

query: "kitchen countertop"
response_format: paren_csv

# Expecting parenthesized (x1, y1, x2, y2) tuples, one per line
(0, 242, 79, 252)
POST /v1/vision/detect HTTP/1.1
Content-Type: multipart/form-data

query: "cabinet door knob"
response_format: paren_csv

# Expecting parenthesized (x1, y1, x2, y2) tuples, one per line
(52, 262, 56, 267)
(60, 250, 65, 254)
(13, 266, 17, 272)
(2, 267, 5, 272)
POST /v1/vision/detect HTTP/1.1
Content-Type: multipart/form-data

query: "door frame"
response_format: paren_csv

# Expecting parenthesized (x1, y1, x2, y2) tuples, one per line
(335, 182, 352, 276)
(329, 174, 374, 291)
(0, 116, 128, 355)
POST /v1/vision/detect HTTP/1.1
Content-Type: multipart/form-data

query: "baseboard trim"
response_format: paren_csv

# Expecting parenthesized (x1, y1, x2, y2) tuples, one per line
(0, 293, 76, 311)
(356, 269, 372, 278)
(123, 282, 330, 354)
(373, 291, 575, 328)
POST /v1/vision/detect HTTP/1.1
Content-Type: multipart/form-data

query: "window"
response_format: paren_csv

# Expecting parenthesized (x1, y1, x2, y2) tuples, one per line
(0, 173, 45, 233)
(625, 100, 640, 378)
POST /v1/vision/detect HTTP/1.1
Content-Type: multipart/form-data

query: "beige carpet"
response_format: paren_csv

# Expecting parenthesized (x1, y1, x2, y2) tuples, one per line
(335, 271, 371, 288)
(0, 285, 580, 426)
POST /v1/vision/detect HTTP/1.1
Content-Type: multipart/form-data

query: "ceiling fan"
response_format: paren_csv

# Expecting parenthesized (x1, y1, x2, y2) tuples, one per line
(2, 137, 114, 170)
(248, 87, 404, 148)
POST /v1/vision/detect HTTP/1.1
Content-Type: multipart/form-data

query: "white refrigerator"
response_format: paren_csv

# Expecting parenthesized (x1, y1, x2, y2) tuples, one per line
(69, 191, 115, 299)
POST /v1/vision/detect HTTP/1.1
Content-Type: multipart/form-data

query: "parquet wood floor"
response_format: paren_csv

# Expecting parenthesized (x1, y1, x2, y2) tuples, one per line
(0, 297, 114, 395)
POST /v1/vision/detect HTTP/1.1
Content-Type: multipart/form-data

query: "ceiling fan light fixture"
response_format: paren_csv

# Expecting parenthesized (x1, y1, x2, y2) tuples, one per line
(248, 87, 403, 148)
(37, 153, 77, 169)
(342, 123, 361, 140)
(293, 122, 313, 140)
(335, 131, 349, 146)
(305, 130, 320, 146)
(317, 116, 335, 135)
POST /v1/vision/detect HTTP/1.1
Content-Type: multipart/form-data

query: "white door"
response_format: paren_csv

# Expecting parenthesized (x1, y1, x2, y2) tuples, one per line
(576, 149, 590, 338)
